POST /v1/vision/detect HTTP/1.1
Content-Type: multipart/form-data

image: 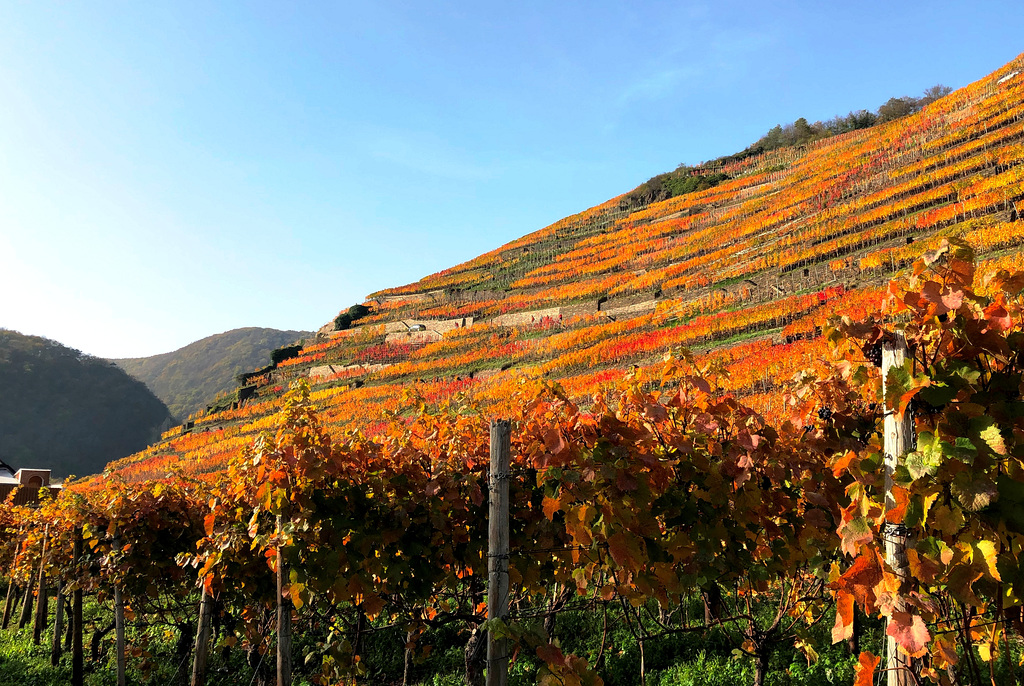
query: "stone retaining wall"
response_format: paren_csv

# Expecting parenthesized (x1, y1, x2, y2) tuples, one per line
(308, 363, 388, 380)
(491, 307, 562, 327)
(385, 330, 444, 345)
(599, 299, 658, 318)
(383, 317, 473, 334)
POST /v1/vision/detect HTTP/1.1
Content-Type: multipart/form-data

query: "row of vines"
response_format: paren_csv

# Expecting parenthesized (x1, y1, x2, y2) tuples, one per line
(3, 240, 1024, 686)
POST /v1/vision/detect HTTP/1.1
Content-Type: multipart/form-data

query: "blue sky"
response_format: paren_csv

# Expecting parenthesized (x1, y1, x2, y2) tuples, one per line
(0, 1, 1021, 358)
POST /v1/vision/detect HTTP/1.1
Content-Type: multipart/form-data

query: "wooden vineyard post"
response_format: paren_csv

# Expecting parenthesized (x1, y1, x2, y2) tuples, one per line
(113, 536, 126, 686)
(51, 587, 66, 666)
(486, 419, 511, 686)
(277, 513, 292, 686)
(32, 524, 50, 644)
(1, 579, 17, 630)
(17, 576, 33, 629)
(883, 333, 914, 686)
(190, 587, 213, 686)
(2, 529, 24, 630)
(114, 586, 126, 685)
(72, 531, 84, 686)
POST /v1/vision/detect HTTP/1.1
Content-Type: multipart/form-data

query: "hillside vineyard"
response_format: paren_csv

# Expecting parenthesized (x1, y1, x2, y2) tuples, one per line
(3, 54, 1024, 686)
(105, 55, 1023, 482)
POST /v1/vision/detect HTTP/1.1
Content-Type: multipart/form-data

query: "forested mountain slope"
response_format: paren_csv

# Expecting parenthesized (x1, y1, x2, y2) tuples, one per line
(103, 53, 1024, 482)
(0, 329, 172, 477)
(112, 327, 309, 421)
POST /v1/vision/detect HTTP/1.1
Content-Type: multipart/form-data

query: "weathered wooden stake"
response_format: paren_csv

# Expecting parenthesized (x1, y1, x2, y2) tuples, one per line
(113, 535, 126, 686)
(51, 588, 66, 665)
(72, 531, 84, 686)
(2, 581, 18, 630)
(2, 530, 24, 629)
(64, 601, 73, 650)
(190, 587, 213, 686)
(32, 524, 50, 644)
(883, 333, 914, 686)
(402, 629, 414, 686)
(114, 585, 126, 685)
(277, 513, 292, 686)
(486, 419, 511, 686)
(18, 562, 35, 629)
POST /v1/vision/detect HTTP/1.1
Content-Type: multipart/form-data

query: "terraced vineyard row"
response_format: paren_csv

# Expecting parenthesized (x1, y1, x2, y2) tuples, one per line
(94, 56, 1024, 490)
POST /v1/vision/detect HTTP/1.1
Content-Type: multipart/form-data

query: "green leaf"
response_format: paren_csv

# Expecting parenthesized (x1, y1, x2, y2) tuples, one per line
(885, 364, 912, 411)
(989, 476, 1024, 534)
(839, 516, 874, 557)
(906, 433, 942, 479)
(904, 495, 926, 528)
(852, 365, 870, 386)
(947, 437, 978, 465)
(919, 382, 958, 408)
(484, 617, 515, 640)
(950, 362, 982, 384)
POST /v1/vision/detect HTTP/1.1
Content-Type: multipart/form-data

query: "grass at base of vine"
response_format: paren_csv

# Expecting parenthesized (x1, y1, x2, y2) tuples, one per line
(0, 629, 73, 686)
(0, 611, 317, 686)
(4, 597, 1017, 686)
(0, 602, 858, 686)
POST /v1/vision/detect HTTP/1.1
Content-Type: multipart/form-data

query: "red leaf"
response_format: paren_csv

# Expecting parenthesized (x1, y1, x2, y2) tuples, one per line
(984, 301, 1011, 332)
(920, 281, 945, 309)
(886, 611, 931, 658)
(941, 289, 964, 311)
(543, 428, 567, 455)
(616, 471, 638, 492)
(536, 643, 567, 668)
(906, 549, 944, 584)
(898, 384, 926, 419)
(607, 532, 639, 571)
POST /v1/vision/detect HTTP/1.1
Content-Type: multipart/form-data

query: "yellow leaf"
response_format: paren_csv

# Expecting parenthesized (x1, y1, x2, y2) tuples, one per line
(972, 540, 1001, 581)
(289, 582, 305, 609)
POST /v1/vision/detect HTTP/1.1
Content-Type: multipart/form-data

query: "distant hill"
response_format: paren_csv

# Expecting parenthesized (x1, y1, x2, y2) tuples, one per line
(0, 329, 173, 478)
(113, 327, 309, 420)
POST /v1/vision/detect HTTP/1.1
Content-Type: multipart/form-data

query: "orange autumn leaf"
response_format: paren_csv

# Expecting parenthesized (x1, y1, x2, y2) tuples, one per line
(831, 551, 883, 610)
(832, 590, 855, 643)
(854, 651, 880, 686)
(542, 496, 561, 520)
(831, 450, 857, 478)
(884, 486, 910, 524)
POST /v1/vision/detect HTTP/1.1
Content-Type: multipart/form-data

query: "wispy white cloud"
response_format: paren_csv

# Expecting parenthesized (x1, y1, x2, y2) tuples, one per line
(360, 128, 498, 181)
(616, 66, 702, 106)
(611, 21, 780, 114)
